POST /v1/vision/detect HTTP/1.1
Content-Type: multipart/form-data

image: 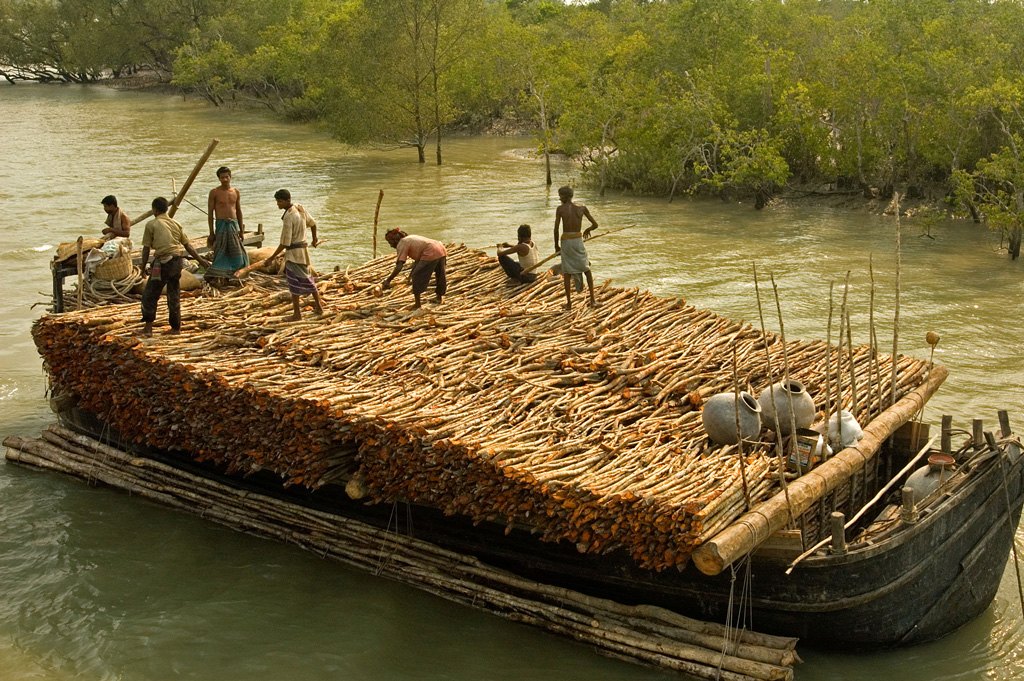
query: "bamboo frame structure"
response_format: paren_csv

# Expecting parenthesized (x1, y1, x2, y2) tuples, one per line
(4, 425, 801, 681)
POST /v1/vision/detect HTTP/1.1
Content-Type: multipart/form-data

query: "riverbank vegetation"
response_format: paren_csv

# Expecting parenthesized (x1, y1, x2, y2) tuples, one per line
(3, 0, 1024, 257)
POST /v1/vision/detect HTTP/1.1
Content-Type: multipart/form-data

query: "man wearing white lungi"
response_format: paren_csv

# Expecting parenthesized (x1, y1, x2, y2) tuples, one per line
(553, 186, 598, 310)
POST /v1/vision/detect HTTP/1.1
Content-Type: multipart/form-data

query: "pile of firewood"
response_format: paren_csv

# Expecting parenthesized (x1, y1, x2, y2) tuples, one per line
(33, 245, 931, 570)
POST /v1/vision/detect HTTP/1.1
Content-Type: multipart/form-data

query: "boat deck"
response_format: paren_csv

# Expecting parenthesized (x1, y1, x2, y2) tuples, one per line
(34, 244, 940, 571)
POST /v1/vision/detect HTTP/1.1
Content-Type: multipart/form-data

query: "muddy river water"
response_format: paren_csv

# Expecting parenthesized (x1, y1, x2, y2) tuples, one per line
(1, 84, 1021, 680)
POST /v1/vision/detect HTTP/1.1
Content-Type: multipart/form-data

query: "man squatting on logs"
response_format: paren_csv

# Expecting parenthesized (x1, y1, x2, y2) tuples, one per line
(382, 229, 447, 309)
(496, 224, 540, 284)
(263, 189, 324, 321)
(139, 197, 210, 336)
(204, 166, 249, 281)
(101, 195, 131, 240)
(553, 186, 597, 310)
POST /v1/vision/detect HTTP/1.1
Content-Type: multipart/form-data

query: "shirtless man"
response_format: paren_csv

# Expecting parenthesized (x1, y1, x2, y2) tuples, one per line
(101, 195, 131, 240)
(205, 166, 249, 280)
(553, 186, 597, 310)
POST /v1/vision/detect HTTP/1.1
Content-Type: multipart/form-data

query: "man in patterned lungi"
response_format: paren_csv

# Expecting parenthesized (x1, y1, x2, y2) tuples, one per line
(204, 166, 249, 281)
(263, 188, 324, 321)
(553, 186, 598, 310)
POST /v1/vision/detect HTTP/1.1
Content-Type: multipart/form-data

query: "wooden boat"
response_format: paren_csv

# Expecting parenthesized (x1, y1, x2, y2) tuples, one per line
(22, 243, 1024, 651)
(53, 403, 1024, 650)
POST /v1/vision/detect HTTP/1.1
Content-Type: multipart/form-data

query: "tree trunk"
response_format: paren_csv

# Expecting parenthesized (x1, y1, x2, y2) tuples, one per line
(1010, 226, 1022, 260)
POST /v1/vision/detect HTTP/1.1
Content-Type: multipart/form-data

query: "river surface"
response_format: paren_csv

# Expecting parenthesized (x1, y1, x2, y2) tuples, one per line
(1, 84, 1022, 680)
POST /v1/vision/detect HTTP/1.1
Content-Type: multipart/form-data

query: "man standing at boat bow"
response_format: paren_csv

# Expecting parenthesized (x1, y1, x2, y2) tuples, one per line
(139, 197, 210, 336)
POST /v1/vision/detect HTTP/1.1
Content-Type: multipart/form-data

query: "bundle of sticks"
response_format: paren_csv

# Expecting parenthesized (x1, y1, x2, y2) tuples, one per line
(4, 425, 801, 681)
(33, 244, 932, 570)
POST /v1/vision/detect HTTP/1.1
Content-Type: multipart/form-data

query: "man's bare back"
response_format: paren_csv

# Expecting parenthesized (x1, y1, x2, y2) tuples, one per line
(554, 201, 588, 233)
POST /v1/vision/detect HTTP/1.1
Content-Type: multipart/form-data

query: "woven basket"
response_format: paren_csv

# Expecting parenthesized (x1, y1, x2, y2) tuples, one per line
(92, 254, 133, 281)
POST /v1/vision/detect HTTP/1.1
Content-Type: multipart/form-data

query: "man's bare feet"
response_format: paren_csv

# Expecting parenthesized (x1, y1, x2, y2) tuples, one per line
(562, 303, 572, 311)
(433, 294, 443, 305)
(140, 323, 153, 337)
(286, 313, 301, 321)
(165, 328, 181, 335)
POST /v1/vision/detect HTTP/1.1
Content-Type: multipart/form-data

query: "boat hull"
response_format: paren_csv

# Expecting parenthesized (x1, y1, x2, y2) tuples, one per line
(59, 406, 1024, 649)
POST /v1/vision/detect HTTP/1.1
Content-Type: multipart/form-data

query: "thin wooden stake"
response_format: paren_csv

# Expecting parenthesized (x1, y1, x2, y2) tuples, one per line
(75, 236, 83, 310)
(843, 272, 858, 421)
(373, 189, 384, 259)
(752, 264, 793, 526)
(891, 193, 902, 406)
(731, 344, 750, 511)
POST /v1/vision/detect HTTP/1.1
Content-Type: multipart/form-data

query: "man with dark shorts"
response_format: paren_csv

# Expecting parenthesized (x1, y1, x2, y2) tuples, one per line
(139, 197, 209, 336)
(496, 224, 539, 284)
(381, 228, 447, 309)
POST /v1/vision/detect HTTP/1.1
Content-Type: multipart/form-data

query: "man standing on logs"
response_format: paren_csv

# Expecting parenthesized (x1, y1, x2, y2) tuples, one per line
(496, 224, 540, 285)
(139, 197, 210, 336)
(262, 189, 324, 321)
(101, 195, 131, 240)
(382, 228, 447, 309)
(554, 186, 597, 310)
(204, 167, 249, 282)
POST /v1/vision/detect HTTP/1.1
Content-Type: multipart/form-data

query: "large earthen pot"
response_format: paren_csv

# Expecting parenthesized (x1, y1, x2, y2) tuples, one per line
(701, 391, 762, 445)
(758, 379, 815, 435)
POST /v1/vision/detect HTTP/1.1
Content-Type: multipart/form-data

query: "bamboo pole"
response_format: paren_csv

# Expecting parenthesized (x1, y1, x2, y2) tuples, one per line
(691, 363, 948, 576)
(753, 264, 794, 525)
(168, 138, 219, 218)
(3, 427, 800, 681)
(523, 225, 636, 273)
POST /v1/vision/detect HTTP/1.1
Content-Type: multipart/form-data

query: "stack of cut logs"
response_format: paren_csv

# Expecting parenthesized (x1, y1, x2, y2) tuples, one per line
(4, 425, 801, 680)
(33, 245, 933, 570)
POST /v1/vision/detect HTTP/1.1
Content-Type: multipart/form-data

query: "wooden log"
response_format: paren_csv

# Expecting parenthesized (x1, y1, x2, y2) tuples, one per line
(691, 364, 948, 576)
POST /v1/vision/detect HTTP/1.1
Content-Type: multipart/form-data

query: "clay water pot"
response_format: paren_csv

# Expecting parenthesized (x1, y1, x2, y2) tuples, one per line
(758, 379, 816, 435)
(828, 410, 863, 449)
(702, 391, 762, 445)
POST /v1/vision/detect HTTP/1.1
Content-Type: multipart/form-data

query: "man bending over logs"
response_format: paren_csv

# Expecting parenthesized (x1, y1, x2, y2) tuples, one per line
(553, 186, 597, 310)
(382, 228, 447, 309)
(261, 189, 325, 321)
(496, 224, 539, 284)
(139, 197, 210, 337)
(204, 166, 249, 282)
